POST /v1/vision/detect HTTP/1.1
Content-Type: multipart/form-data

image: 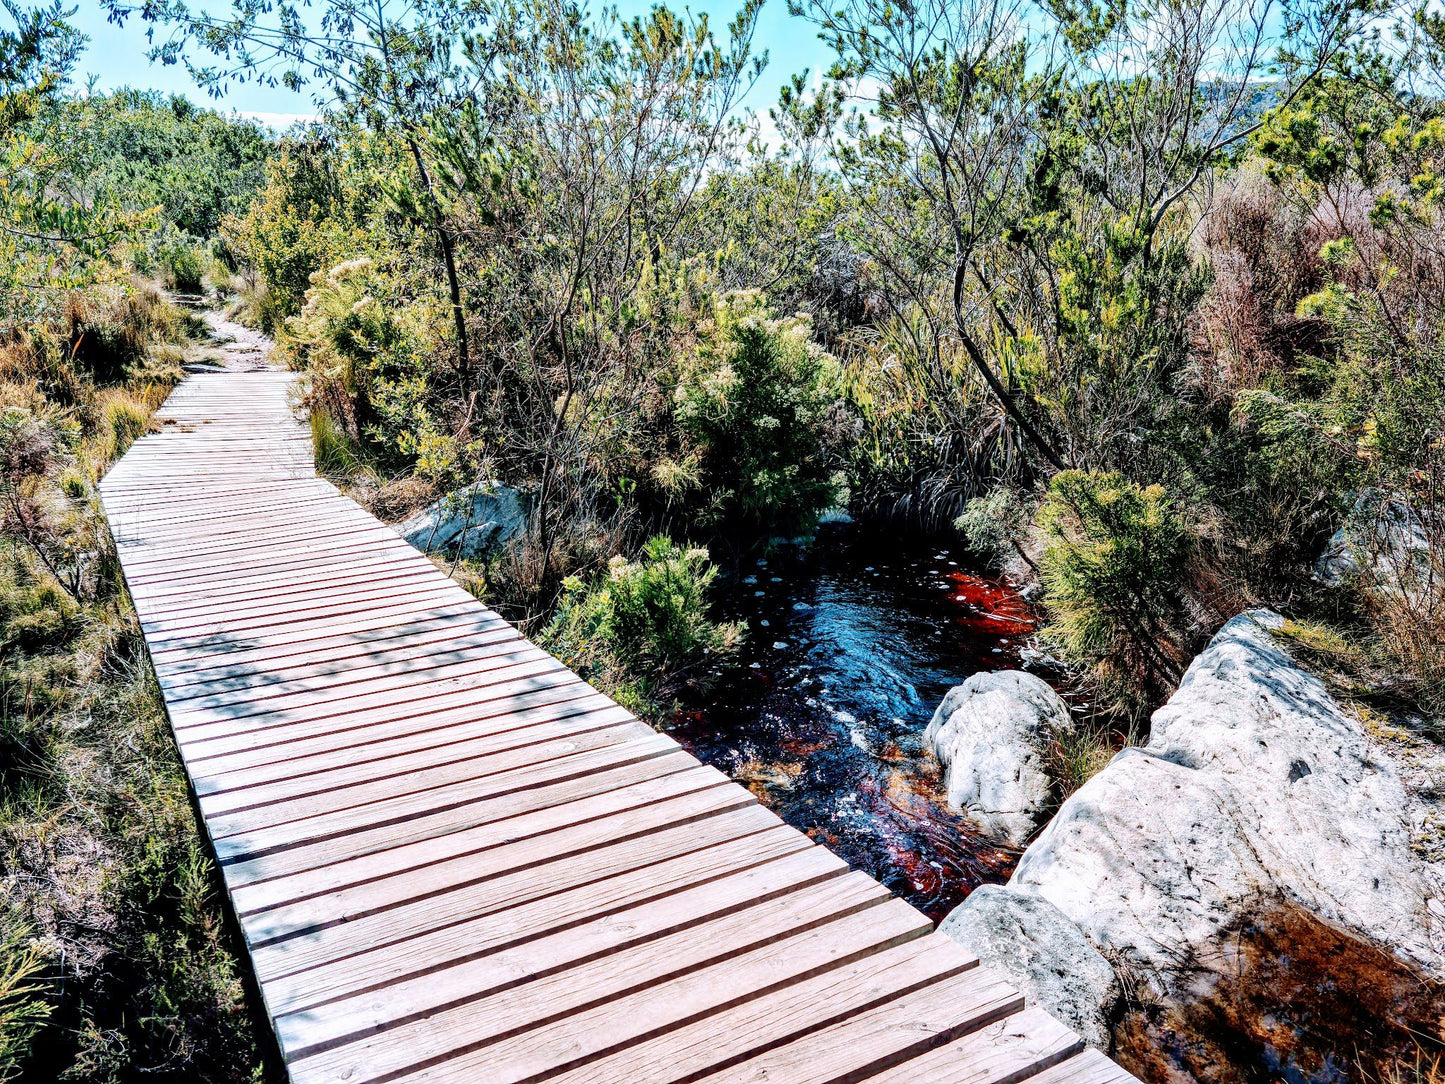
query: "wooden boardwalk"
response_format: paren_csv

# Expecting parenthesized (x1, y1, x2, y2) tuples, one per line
(99, 363, 1136, 1084)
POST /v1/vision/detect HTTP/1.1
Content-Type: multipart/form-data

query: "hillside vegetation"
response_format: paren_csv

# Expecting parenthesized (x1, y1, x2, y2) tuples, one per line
(1, 0, 1442, 1078)
(1, 10, 272, 1081)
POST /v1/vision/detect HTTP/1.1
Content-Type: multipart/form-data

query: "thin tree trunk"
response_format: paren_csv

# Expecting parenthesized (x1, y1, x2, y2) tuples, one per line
(952, 261, 1067, 471)
(406, 136, 470, 381)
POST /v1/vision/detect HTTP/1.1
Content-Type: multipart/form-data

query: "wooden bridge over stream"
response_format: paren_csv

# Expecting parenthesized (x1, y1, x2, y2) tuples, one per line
(98, 351, 1136, 1084)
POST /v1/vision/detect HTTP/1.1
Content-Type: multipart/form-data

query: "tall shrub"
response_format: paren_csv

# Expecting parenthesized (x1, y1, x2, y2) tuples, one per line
(671, 291, 843, 538)
(1038, 470, 1196, 714)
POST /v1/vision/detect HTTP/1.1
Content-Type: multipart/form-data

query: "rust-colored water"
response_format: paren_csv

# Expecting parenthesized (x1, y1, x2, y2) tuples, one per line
(1116, 905, 1445, 1083)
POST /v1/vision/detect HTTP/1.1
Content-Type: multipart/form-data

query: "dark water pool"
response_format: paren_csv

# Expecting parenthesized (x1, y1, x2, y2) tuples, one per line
(665, 523, 1042, 921)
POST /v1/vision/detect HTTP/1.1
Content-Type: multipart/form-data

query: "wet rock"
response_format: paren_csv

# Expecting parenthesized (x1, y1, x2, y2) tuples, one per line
(1315, 490, 1437, 599)
(944, 609, 1445, 1048)
(924, 671, 1073, 846)
(396, 481, 527, 558)
(939, 884, 1118, 1048)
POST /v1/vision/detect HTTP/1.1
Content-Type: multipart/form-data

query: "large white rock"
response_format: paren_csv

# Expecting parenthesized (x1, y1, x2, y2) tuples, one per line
(925, 671, 1074, 846)
(396, 482, 527, 558)
(938, 610, 1445, 1046)
(939, 884, 1119, 1049)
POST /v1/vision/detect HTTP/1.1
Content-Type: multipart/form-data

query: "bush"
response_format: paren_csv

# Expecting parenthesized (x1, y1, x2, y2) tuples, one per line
(955, 486, 1038, 570)
(0, 919, 50, 1081)
(98, 393, 155, 463)
(150, 229, 208, 293)
(669, 291, 843, 538)
(222, 139, 368, 331)
(1038, 470, 1197, 715)
(541, 536, 742, 715)
(282, 257, 451, 480)
(310, 409, 365, 479)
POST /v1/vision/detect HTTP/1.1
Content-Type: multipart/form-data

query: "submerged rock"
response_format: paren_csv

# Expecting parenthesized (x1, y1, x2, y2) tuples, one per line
(939, 610, 1445, 1050)
(396, 481, 527, 558)
(924, 670, 1074, 846)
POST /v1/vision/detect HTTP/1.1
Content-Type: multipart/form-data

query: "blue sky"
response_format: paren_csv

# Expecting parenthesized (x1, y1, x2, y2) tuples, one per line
(68, 0, 837, 128)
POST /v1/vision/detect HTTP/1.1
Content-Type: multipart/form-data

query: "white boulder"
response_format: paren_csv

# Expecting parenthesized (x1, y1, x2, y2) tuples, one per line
(925, 671, 1074, 846)
(396, 482, 527, 558)
(938, 610, 1445, 1046)
(1316, 490, 1437, 600)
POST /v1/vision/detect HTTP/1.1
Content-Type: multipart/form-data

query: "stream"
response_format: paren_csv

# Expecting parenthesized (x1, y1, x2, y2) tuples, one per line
(666, 522, 1044, 922)
(667, 522, 1445, 1080)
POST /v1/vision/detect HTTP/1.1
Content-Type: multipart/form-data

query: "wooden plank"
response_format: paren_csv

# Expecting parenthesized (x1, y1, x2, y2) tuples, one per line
(1020, 1050, 1139, 1084)
(229, 764, 735, 911)
(208, 730, 683, 856)
(691, 963, 1039, 1084)
(289, 901, 937, 1084)
(861, 1006, 1083, 1084)
(188, 688, 618, 786)
(184, 681, 608, 771)
(243, 806, 798, 982)
(197, 714, 655, 821)
(221, 757, 715, 893)
(193, 698, 630, 799)
(260, 842, 850, 1018)
(276, 870, 894, 1062)
(167, 634, 545, 727)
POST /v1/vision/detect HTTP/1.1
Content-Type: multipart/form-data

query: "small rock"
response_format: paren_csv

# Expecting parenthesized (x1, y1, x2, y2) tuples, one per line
(924, 671, 1074, 846)
(1315, 489, 1437, 600)
(396, 481, 526, 558)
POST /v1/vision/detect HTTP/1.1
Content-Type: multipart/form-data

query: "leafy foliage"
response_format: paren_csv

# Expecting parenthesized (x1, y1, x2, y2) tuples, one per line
(1038, 471, 1195, 714)
(671, 291, 843, 538)
(541, 536, 742, 714)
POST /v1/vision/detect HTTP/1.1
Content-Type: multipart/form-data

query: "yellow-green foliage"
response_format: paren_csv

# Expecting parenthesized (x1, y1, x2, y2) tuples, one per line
(283, 256, 452, 480)
(1038, 470, 1196, 715)
(97, 392, 155, 463)
(541, 536, 742, 715)
(310, 407, 365, 479)
(669, 291, 843, 537)
(0, 919, 49, 1081)
(222, 140, 370, 332)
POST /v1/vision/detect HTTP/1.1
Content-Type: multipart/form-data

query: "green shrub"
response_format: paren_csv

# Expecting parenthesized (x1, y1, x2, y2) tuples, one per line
(310, 409, 365, 479)
(0, 918, 50, 1080)
(99, 394, 154, 462)
(955, 486, 1038, 569)
(283, 257, 450, 479)
(541, 536, 742, 715)
(222, 140, 367, 331)
(1038, 470, 1196, 715)
(157, 236, 206, 293)
(670, 291, 843, 538)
